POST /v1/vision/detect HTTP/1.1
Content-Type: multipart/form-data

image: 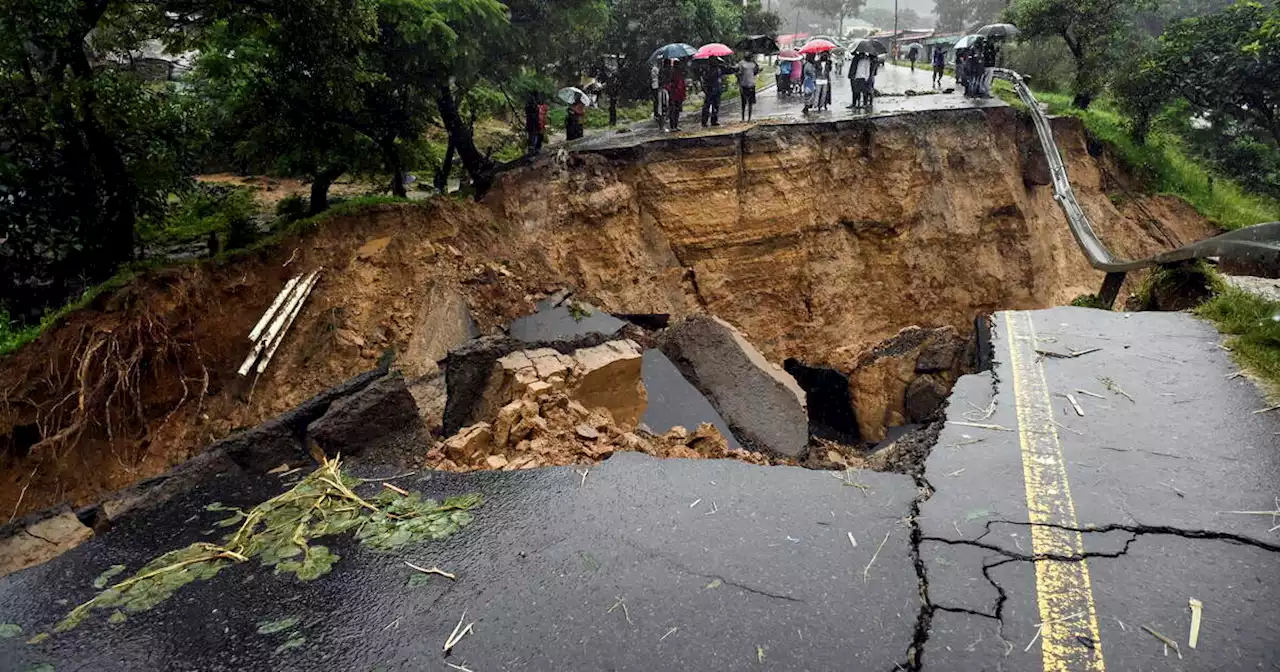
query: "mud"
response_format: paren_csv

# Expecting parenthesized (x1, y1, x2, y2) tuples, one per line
(0, 106, 1221, 519)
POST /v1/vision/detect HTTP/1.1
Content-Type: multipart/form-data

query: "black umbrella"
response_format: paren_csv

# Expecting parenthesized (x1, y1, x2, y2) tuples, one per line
(735, 35, 778, 55)
(847, 38, 884, 55)
(976, 23, 1019, 39)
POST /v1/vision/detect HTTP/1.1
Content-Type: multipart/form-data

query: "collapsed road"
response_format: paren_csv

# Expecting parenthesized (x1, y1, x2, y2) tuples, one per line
(2, 65, 1279, 672)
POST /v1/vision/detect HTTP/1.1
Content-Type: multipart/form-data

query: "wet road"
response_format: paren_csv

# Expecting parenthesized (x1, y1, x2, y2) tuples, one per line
(572, 63, 1003, 153)
(2, 308, 1278, 671)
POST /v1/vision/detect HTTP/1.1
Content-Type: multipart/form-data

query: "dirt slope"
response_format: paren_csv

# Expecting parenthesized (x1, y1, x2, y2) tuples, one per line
(0, 106, 1218, 518)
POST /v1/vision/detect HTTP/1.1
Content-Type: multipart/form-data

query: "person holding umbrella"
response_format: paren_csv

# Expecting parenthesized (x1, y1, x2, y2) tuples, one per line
(975, 24, 1017, 98)
(907, 44, 919, 72)
(566, 90, 586, 141)
(801, 54, 817, 113)
(694, 44, 735, 127)
(931, 46, 947, 88)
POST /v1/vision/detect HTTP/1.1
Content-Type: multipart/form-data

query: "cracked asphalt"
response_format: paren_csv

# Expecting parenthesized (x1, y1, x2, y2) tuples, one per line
(1, 308, 1277, 671)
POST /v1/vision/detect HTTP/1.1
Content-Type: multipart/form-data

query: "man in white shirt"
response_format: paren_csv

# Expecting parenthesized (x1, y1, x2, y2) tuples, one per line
(849, 53, 872, 108)
(737, 54, 760, 122)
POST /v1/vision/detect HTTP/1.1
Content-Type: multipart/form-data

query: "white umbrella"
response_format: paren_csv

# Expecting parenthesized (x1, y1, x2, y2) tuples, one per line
(557, 87, 587, 105)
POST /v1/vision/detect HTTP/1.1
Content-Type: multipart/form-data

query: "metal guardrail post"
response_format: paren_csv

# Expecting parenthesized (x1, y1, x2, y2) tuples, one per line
(1098, 272, 1126, 310)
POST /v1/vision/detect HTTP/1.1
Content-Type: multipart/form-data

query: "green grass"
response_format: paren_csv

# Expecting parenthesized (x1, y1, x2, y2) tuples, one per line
(0, 307, 42, 355)
(1196, 285, 1280, 399)
(1002, 88, 1280, 231)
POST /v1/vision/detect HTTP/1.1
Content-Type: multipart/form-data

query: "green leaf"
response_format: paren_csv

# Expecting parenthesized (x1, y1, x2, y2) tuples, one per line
(256, 616, 301, 635)
(26, 632, 50, 645)
(274, 635, 306, 654)
(92, 565, 127, 589)
(0, 623, 22, 638)
(107, 611, 127, 625)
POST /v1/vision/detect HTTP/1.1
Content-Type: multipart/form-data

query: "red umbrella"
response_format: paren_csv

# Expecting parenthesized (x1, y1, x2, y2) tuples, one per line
(694, 43, 734, 59)
(777, 48, 802, 62)
(798, 38, 837, 54)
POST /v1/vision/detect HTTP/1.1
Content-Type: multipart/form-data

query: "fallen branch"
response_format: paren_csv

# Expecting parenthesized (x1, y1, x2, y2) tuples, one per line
(1141, 624, 1182, 659)
(947, 421, 1015, 432)
(443, 611, 474, 653)
(405, 561, 456, 580)
(863, 532, 890, 584)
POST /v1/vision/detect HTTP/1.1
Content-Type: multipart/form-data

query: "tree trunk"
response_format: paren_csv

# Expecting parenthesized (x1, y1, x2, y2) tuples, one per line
(435, 136, 456, 192)
(435, 83, 495, 197)
(381, 137, 407, 197)
(1061, 32, 1093, 110)
(309, 165, 346, 215)
(62, 42, 138, 271)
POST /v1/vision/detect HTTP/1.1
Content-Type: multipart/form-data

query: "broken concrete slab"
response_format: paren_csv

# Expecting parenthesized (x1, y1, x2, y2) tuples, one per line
(405, 373, 447, 437)
(307, 376, 426, 460)
(639, 350, 739, 448)
(0, 507, 94, 578)
(570, 340, 647, 429)
(658, 316, 808, 458)
(402, 284, 478, 377)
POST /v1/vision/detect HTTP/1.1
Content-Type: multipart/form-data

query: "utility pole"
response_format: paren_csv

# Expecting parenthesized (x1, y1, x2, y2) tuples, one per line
(892, 0, 899, 61)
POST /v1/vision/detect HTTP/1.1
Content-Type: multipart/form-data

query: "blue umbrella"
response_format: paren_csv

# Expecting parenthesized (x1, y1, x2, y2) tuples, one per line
(649, 43, 697, 63)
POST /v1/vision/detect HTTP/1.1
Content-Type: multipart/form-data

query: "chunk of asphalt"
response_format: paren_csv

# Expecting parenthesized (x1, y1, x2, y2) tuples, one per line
(639, 350, 740, 448)
(657, 316, 808, 458)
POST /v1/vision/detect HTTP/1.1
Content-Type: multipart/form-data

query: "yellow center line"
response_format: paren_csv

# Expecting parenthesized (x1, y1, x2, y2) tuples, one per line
(1005, 311, 1106, 672)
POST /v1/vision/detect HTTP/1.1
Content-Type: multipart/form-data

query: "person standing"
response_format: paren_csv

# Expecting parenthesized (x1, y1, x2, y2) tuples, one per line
(847, 52, 871, 109)
(908, 47, 918, 72)
(932, 47, 947, 88)
(651, 61, 662, 120)
(737, 53, 759, 122)
(980, 37, 1000, 98)
(700, 59, 727, 127)
(566, 92, 586, 141)
(664, 60, 687, 131)
(524, 93, 543, 155)
(801, 54, 817, 113)
(816, 52, 833, 111)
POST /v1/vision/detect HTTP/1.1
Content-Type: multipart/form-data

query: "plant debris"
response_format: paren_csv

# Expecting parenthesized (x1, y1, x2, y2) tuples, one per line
(256, 616, 301, 635)
(1188, 598, 1203, 649)
(0, 623, 21, 638)
(863, 532, 891, 584)
(443, 611, 475, 653)
(91, 565, 126, 589)
(405, 562, 456, 580)
(53, 458, 481, 634)
(1142, 624, 1182, 659)
(1098, 376, 1135, 403)
(607, 595, 634, 625)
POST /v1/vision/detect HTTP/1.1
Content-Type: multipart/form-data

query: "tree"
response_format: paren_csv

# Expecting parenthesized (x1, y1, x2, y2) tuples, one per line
(1149, 1, 1280, 145)
(743, 0, 783, 35)
(1004, 0, 1154, 109)
(795, 0, 867, 34)
(861, 7, 926, 30)
(1, 0, 197, 318)
(935, 0, 1006, 32)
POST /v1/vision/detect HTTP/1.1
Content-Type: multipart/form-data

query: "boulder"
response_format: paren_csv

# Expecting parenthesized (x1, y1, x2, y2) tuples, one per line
(904, 375, 950, 423)
(658, 316, 809, 458)
(570, 340, 647, 430)
(406, 373, 448, 437)
(307, 376, 425, 458)
(848, 327, 966, 442)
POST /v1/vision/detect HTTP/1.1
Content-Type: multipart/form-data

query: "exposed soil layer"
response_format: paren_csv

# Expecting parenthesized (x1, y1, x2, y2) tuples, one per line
(0, 106, 1219, 518)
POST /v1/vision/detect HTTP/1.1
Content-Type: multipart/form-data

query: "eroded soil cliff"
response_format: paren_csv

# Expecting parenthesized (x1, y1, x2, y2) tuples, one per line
(0, 106, 1218, 518)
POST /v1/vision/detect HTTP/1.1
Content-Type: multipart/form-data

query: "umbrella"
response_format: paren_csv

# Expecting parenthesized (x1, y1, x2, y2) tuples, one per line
(953, 35, 982, 50)
(556, 87, 587, 105)
(776, 48, 802, 62)
(904, 43, 924, 56)
(694, 43, 734, 59)
(847, 38, 884, 55)
(798, 38, 837, 55)
(649, 43, 696, 63)
(976, 23, 1019, 39)
(735, 35, 778, 55)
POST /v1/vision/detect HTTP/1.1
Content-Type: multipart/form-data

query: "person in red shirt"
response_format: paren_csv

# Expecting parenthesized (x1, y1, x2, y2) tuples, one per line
(663, 60, 687, 132)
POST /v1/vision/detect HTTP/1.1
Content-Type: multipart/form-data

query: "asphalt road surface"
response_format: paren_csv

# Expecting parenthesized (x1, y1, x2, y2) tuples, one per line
(2, 307, 1277, 672)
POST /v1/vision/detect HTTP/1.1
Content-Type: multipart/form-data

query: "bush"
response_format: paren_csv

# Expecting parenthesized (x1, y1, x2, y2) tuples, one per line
(140, 185, 260, 251)
(1002, 38, 1076, 95)
(275, 194, 310, 223)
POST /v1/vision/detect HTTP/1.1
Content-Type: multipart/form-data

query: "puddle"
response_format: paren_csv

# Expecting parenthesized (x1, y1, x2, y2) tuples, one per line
(639, 351, 740, 448)
(508, 302, 625, 342)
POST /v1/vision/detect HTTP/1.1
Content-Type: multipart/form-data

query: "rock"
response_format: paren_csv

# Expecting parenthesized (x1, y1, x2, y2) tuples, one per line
(444, 423, 492, 462)
(665, 426, 690, 441)
(525, 381, 554, 399)
(355, 236, 393, 259)
(904, 375, 950, 423)
(510, 415, 547, 442)
(406, 373, 447, 437)
(403, 284, 477, 377)
(0, 508, 94, 578)
(335, 328, 366, 348)
(464, 346, 574, 430)
(576, 424, 601, 440)
(686, 423, 729, 456)
(915, 336, 961, 374)
(567, 401, 591, 418)
(570, 340, 647, 430)
(658, 316, 809, 458)
(485, 454, 510, 469)
(307, 376, 425, 458)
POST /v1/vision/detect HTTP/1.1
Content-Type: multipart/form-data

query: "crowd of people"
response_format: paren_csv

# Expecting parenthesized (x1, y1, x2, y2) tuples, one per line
(523, 33, 1006, 154)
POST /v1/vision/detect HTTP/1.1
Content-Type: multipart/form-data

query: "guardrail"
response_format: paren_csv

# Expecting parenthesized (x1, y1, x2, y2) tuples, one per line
(994, 68, 1280, 305)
